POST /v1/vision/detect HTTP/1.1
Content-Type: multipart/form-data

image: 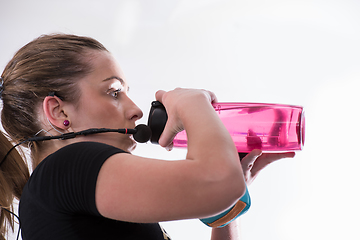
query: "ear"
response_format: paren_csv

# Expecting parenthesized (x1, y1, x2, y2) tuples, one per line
(43, 96, 69, 130)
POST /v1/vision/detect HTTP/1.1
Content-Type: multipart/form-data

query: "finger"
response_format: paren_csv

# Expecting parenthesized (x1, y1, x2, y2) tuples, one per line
(165, 142, 174, 151)
(155, 90, 166, 102)
(240, 149, 262, 170)
(158, 129, 175, 148)
(206, 90, 218, 103)
(158, 118, 181, 148)
(251, 152, 295, 175)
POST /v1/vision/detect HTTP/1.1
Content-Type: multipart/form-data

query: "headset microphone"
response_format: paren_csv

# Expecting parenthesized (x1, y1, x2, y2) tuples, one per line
(24, 124, 152, 143)
(0, 124, 152, 168)
(132, 124, 152, 143)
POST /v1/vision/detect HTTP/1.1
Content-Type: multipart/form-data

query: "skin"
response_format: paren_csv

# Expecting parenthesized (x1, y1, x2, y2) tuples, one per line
(211, 150, 295, 239)
(39, 50, 295, 240)
(41, 51, 142, 156)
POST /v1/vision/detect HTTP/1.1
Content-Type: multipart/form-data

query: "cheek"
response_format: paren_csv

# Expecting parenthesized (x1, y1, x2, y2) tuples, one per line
(80, 100, 125, 126)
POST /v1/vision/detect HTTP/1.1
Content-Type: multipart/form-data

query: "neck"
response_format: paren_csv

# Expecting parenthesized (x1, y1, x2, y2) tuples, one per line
(32, 138, 78, 167)
(32, 133, 135, 167)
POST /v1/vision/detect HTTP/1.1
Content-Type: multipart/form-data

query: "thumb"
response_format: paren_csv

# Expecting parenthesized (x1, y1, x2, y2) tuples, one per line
(158, 117, 183, 148)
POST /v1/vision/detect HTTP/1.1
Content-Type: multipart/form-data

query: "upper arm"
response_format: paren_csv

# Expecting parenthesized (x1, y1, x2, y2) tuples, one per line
(95, 153, 244, 223)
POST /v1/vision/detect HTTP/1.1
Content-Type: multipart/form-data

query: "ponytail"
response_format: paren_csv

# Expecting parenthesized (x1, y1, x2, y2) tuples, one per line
(0, 132, 29, 240)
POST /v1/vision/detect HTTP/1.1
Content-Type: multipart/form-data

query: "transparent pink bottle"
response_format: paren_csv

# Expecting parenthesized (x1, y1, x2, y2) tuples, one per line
(148, 102, 305, 152)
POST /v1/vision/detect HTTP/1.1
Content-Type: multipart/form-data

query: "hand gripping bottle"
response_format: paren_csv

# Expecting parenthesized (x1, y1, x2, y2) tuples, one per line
(147, 101, 304, 227)
(148, 101, 305, 153)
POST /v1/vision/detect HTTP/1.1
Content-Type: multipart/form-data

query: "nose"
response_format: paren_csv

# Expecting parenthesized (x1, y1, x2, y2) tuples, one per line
(125, 96, 143, 121)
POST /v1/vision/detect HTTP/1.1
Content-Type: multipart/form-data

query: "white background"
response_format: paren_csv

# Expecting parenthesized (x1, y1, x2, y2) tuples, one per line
(1, 0, 360, 239)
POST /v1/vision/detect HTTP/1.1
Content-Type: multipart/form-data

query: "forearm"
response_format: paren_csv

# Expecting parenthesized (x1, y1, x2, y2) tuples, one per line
(183, 96, 245, 203)
(157, 89, 246, 215)
(183, 95, 241, 174)
(210, 218, 241, 240)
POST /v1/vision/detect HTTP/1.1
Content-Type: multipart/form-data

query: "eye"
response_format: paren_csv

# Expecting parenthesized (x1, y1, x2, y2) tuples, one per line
(108, 89, 121, 99)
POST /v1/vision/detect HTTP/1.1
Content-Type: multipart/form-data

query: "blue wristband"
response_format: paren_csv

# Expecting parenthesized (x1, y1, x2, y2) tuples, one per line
(200, 186, 251, 228)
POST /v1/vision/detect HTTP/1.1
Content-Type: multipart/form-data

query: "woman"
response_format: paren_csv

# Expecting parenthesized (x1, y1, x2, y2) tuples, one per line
(0, 34, 294, 240)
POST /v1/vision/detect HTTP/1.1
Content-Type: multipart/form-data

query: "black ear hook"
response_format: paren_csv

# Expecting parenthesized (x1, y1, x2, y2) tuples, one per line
(48, 91, 65, 101)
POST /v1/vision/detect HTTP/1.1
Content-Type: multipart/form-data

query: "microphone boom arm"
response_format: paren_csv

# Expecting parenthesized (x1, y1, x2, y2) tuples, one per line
(27, 128, 137, 141)
(0, 125, 150, 168)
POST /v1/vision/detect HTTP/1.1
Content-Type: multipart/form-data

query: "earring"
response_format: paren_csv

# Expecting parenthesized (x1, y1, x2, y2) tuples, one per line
(63, 120, 70, 127)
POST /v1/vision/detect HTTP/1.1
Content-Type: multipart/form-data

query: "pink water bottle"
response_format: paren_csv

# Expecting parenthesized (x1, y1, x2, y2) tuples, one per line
(148, 101, 305, 152)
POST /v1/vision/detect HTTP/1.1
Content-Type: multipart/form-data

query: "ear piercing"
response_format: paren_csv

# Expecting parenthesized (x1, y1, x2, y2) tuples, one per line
(63, 120, 70, 127)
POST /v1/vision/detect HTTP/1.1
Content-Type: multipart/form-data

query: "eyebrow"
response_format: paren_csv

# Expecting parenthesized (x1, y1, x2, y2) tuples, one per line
(102, 76, 125, 84)
(102, 76, 130, 91)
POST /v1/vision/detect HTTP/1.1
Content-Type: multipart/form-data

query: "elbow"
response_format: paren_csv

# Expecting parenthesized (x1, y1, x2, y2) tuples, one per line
(201, 180, 246, 220)
(220, 158, 246, 201)
(193, 151, 247, 216)
(204, 167, 246, 214)
(224, 171, 246, 204)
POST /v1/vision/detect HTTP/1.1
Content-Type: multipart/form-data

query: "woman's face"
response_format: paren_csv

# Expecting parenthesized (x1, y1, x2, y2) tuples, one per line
(67, 50, 143, 151)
